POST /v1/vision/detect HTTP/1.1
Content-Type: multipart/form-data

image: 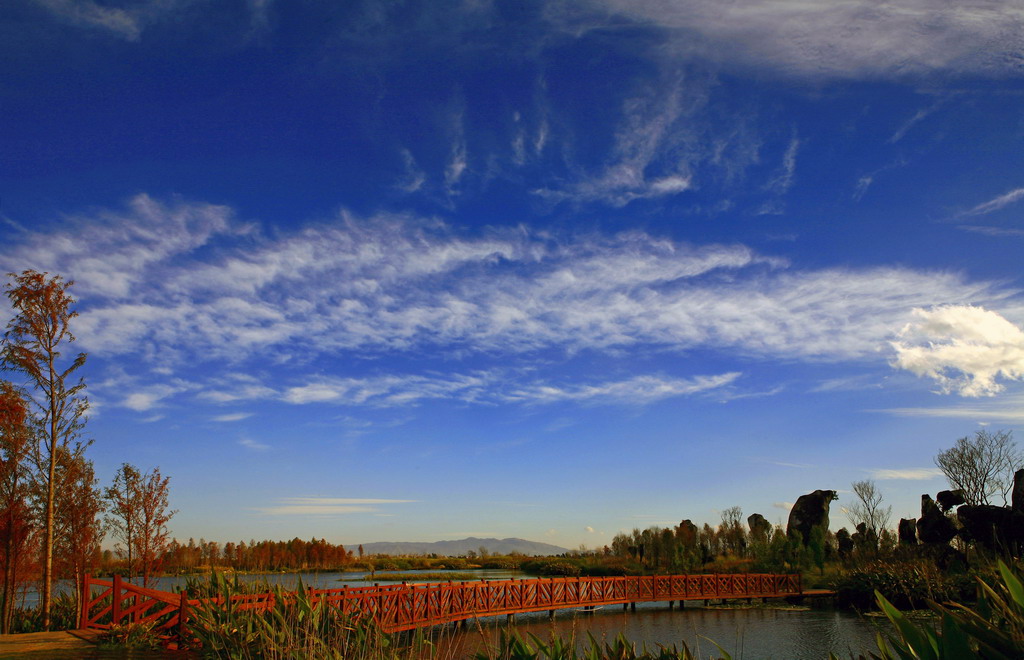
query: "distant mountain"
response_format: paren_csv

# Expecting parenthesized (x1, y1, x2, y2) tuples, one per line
(356, 537, 568, 557)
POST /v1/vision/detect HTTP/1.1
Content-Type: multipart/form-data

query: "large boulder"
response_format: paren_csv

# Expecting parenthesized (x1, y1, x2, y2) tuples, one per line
(917, 494, 957, 545)
(936, 489, 966, 513)
(675, 519, 699, 545)
(747, 513, 771, 542)
(898, 518, 918, 545)
(835, 528, 853, 559)
(1013, 469, 1024, 514)
(786, 489, 837, 546)
(957, 504, 1024, 554)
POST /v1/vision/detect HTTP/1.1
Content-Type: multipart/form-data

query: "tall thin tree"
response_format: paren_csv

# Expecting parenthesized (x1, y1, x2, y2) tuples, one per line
(133, 466, 175, 589)
(1, 271, 88, 628)
(105, 463, 141, 582)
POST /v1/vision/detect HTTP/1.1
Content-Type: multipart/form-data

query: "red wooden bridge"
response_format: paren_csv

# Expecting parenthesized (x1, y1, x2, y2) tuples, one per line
(80, 572, 805, 642)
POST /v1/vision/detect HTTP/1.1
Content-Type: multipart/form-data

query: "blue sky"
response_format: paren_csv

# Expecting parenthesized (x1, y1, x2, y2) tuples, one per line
(2, 0, 1024, 550)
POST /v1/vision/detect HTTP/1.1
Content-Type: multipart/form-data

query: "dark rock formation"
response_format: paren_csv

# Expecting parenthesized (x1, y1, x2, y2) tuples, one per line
(1013, 469, 1024, 514)
(917, 495, 957, 545)
(898, 518, 918, 545)
(957, 504, 1024, 554)
(835, 528, 853, 559)
(675, 519, 699, 545)
(786, 489, 837, 546)
(851, 522, 878, 553)
(747, 513, 771, 542)
(936, 489, 966, 513)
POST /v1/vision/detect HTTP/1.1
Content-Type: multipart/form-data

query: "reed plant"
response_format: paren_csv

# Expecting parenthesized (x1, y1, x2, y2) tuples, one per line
(185, 571, 451, 659)
(868, 560, 1024, 659)
(471, 629, 733, 660)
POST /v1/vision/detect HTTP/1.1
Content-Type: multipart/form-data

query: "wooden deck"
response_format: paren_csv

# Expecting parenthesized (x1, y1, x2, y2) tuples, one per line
(0, 629, 100, 658)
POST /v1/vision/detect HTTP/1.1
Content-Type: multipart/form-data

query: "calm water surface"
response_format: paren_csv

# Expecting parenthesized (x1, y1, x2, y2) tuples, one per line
(441, 603, 886, 659)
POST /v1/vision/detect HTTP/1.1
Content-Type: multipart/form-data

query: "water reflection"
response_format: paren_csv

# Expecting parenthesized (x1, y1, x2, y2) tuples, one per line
(441, 603, 885, 660)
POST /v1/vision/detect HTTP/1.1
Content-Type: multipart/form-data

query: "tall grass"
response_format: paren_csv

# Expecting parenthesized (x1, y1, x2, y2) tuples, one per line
(185, 571, 456, 659)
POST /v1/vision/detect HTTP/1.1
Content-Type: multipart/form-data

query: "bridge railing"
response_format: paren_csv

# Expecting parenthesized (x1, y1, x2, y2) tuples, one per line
(82, 572, 803, 639)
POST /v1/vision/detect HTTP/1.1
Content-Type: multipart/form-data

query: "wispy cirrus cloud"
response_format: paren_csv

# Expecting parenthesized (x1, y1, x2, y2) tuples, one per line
(503, 373, 740, 405)
(870, 468, 943, 481)
(534, 74, 700, 207)
(958, 226, 1024, 238)
(256, 497, 416, 516)
(213, 412, 253, 423)
(238, 436, 269, 451)
(2, 196, 1020, 395)
(576, 0, 1024, 79)
(961, 188, 1024, 217)
(878, 394, 1024, 423)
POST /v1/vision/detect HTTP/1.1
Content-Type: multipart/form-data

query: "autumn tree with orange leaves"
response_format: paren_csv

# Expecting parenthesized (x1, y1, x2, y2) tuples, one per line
(0, 381, 37, 633)
(106, 464, 175, 588)
(54, 449, 103, 626)
(1, 271, 89, 629)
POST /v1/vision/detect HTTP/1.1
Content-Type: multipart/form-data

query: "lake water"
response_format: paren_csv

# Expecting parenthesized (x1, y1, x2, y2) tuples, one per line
(439, 603, 886, 659)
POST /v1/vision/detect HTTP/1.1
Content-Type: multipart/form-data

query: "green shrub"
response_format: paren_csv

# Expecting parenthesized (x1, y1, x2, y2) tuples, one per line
(831, 560, 975, 611)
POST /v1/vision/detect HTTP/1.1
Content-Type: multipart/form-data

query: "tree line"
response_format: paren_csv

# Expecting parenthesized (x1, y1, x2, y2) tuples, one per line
(0, 271, 175, 630)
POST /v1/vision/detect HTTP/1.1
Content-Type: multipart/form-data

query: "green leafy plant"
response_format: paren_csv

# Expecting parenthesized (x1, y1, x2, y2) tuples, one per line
(869, 560, 1024, 660)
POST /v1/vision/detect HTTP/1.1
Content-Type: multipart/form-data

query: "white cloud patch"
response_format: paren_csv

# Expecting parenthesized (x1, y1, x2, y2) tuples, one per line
(773, 502, 793, 511)
(33, 0, 145, 40)
(2, 197, 1020, 401)
(959, 226, 1024, 238)
(213, 412, 253, 423)
(878, 394, 1024, 423)
(256, 497, 415, 515)
(238, 436, 269, 451)
(870, 468, 943, 480)
(962, 188, 1024, 217)
(579, 0, 1024, 79)
(119, 382, 194, 411)
(891, 305, 1024, 397)
(534, 75, 699, 206)
(504, 373, 740, 405)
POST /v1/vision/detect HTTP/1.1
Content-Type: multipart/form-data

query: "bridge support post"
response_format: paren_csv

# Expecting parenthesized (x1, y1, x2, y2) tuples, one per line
(630, 602, 636, 612)
(622, 603, 628, 611)
(668, 601, 674, 610)
(507, 614, 515, 624)
(548, 610, 555, 619)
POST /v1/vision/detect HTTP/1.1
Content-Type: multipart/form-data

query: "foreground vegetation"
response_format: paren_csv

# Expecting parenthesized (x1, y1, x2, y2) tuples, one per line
(89, 561, 1024, 659)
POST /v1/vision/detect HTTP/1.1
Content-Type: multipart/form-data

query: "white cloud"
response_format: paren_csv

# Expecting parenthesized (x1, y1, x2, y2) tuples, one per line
(256, 497, 416, 515)
(577, 0, 1024, 79)
(397, 149, 426, 193)
(213, 412, 253, 422)
(891, 305, 1024, 397)
(959, 226, 1024, 238)
(33, 0, 143, 40)
(2, 198, 1019, 385)
(504, 373, 740, 405)
(238, 436, 269, 451)
(120, 382, 193, 411)
(585, 526, 595, 533)
(534, 75, 700, 206)
(772, 502, 793, 511)
(878, 395, 1024, 423)
(962, 187, 1024, 217)
(870, 468, 943, 481)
